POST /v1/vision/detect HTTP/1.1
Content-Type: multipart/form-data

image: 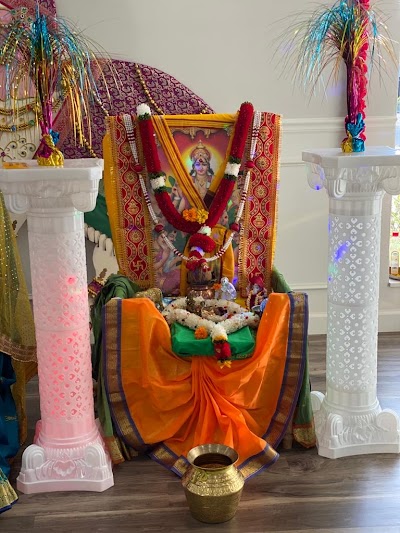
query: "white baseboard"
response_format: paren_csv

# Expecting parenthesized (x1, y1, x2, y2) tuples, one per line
(308, 310, 400, 335)
(378, 309, 400, 333)
(308, 312, 327, 335)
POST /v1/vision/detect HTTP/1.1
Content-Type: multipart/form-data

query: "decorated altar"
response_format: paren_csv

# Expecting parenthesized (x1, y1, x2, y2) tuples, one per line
(89, 100, 316, 477)
(0, 0, 316, 498)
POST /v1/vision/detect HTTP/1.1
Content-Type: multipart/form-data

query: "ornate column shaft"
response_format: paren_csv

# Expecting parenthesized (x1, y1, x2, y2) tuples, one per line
(0, 159, 114, 493)
(303, 147, 400, 459)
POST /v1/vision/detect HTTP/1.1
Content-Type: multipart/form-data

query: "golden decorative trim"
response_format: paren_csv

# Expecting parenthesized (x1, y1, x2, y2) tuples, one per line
(270, 114, 282, 270)
(135, 63, 165, 115)
(103, 126, 127, 276)
(0, 333, 36, 362)
(75, 122, 98, 158)
(293, 424, 316, 448)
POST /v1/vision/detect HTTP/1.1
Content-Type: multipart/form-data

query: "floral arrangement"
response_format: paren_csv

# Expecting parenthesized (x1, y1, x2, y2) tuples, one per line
(194, 326, 208, 339)
(163, 297, 260, 366)
(281, 0, 395, 152)
(182, 207, 209, 224)
(136, 102, 255, 270)
(0, 6, 112, 166)
(122, 109, 262, 273)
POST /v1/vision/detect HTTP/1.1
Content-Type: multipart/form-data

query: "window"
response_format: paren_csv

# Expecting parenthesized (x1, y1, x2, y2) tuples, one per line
(393, 93, 400, 234)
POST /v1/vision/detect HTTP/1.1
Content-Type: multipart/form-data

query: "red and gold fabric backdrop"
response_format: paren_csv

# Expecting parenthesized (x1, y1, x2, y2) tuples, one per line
(105, 111, 280, 296)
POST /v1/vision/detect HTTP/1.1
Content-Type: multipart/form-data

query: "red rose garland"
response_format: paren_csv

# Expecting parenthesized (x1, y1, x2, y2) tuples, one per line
(137, 102, 254, 270)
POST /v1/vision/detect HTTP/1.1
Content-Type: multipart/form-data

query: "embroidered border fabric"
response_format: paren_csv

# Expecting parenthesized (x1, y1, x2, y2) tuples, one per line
(0, 191, 36, 362)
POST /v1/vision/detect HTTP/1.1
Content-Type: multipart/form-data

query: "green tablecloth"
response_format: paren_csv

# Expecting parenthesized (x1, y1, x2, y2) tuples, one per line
(171, 322, 255, 359)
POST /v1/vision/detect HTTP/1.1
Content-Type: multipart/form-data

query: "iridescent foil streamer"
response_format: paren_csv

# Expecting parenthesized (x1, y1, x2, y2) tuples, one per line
(281, 0, 395, 152)
(0, 6, 113, 165)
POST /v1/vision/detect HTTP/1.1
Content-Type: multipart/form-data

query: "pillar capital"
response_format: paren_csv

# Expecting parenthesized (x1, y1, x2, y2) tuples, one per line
(0, 159, 102, 214)
(303, 146, 400, 199)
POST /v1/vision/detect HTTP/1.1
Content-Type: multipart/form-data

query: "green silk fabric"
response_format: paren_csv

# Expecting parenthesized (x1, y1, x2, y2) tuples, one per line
(84, 187, 112, 239)
(171, 322, 255, 359)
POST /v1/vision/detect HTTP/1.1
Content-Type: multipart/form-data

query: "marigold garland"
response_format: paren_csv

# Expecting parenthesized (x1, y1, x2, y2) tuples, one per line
(195, 326, 208, 339)
(182, 207, 208, 224)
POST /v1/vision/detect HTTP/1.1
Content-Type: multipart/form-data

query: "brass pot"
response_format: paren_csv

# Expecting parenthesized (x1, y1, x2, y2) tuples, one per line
(187, 285, 215, 302)
(182, 444, 245, 524)
(187, 263, 215, 287)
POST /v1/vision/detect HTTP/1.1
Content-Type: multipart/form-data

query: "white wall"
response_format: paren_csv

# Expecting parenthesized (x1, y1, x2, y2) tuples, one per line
(52, 0, 400, 333)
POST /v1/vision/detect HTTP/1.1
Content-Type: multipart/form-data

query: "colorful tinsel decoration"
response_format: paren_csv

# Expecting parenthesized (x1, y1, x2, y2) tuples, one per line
(0, 7, 113, 166)
(281, 0, 395, 153)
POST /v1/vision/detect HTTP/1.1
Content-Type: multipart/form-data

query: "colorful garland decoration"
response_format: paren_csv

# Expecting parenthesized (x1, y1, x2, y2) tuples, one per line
(122, 105, 261, 270)
(281, 0, 395, 153)
(0, 6, 113, 166)
(162, 297, 259, 365)
(136, 101, 254, 270)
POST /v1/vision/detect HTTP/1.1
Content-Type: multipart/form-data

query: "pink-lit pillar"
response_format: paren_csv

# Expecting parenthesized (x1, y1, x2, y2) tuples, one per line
(0, 159, 113, 493)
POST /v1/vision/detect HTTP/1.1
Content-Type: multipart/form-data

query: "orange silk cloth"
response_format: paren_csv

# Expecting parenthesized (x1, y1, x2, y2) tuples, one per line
(102, 292, 308, 479)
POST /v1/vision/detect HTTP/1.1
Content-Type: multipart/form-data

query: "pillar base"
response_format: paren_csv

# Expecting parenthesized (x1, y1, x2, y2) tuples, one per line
(312, 391, 400, 459)
(16, 425, 113, 494)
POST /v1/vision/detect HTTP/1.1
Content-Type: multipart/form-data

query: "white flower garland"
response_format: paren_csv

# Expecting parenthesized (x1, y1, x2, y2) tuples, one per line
(150, 176, 166, 190)
(225, 162, 241, 177)
(190, 246, 205, 256)
(136, 103, 151, 117)
(198, 225, 212, 236)
(162, 297, 260, 342)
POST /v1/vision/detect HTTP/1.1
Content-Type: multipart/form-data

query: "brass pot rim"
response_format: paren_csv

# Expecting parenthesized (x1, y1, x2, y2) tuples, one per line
(186, 443, 239, 469)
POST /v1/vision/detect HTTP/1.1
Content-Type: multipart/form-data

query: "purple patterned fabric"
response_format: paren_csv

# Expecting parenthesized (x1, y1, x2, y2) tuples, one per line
(2, 0, 56, 16)
(36, 0, 56, 13)
(56, 60, 214, 159)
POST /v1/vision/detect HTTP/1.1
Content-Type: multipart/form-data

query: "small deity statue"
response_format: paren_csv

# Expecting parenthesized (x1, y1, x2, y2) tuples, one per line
(215, 277, 237, 301)
(186, 292, 205, 316)
(135, 287, 164, 311)
(246, 275, 268, 310)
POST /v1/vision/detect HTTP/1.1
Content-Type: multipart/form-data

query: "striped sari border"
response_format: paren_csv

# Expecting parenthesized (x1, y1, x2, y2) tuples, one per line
(263, 292, 308, 447)
(238, 444, 280, 480)
(102, 299, 146, 450)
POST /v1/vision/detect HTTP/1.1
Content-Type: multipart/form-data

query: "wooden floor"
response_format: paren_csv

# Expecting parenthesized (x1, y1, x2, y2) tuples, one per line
(3, 333, 400, 532)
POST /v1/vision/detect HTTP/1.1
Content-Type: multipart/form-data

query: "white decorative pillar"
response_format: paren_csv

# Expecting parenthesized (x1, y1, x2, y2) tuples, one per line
(0, 159, 114, 493)
(302, 147, 400, 459)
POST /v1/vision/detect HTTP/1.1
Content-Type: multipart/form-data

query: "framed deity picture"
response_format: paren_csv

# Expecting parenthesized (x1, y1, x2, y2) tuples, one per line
(105, 109, 281, 297)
